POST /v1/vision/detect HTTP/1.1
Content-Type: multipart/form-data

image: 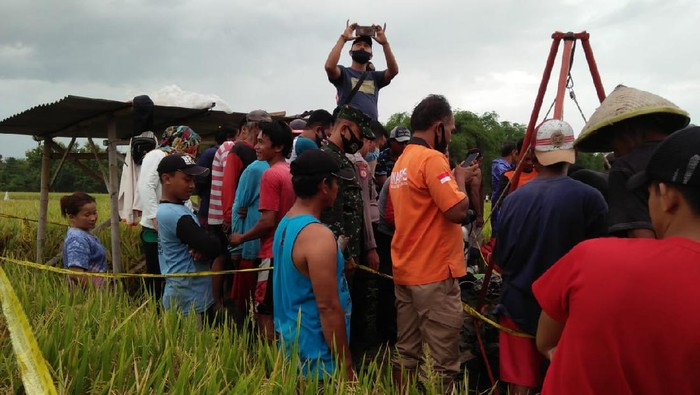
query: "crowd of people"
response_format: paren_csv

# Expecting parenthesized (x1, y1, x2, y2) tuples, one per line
(57, 23, 700, 394)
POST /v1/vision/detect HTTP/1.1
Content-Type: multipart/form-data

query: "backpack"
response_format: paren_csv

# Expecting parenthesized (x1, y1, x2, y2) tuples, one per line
(131, 134, 157, 165)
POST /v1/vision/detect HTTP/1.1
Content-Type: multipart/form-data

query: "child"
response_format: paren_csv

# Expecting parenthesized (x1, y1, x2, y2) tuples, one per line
(156, 153, 222, 325)
(60, 192, 107, 288)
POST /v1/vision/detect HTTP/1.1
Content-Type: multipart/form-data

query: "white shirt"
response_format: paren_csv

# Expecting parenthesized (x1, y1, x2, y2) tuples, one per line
(137, 149, 166, 229)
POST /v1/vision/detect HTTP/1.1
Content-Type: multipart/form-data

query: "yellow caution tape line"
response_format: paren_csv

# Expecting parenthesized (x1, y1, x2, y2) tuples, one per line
(0, 212, 66, 228)
(354, 264, 394, 280)
(0, 266, 58, 394)
(355, 264, 533, 339)
(462, 303, 534, 338)
(0, 256, 272, 278)
(4, 257, 532, 338)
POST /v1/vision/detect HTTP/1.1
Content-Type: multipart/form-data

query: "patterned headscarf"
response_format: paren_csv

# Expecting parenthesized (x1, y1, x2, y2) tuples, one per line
(159, 126, 201, 156)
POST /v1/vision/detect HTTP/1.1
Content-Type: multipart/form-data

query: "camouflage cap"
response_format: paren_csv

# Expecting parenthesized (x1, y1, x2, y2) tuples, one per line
(333, 105, 374, 140)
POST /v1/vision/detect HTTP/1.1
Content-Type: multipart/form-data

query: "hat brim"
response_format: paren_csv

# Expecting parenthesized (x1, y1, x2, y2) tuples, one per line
(331, 167, 356, 181)
(627, 171, 650, 191)
(394, 136, 410, 143)
(180, 166, 210, 177)
(574, 85, 690, 153)
(535, 149, 575, 166)
(575, 110, 689, 153)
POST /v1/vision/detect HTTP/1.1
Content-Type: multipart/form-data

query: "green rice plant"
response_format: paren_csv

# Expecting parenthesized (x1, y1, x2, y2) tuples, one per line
(1, 192, 485, 394)
(0, 262, 479, 394)
(0, 193, 144, 272)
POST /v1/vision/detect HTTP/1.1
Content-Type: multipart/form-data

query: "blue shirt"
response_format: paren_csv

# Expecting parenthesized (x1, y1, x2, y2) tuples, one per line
(494, 176, 608, 334)
(230, 160, 269, 259)
(491, 158, 512, 202)
(294, 136, 319, 157)
(157, 203, 214, 314)
(63, 227, 107, 286)
(490, 158, 513, 234)
(273, 214, 352, 378)
(374, 148, 397, 178)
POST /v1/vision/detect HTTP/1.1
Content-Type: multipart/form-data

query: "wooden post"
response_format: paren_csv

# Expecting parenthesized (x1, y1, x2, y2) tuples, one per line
(107, 118, 123, 273)
(553, 36, 574, 120)
(49, 137, 76, 189)
(37, 140, 51, 263)
(87, 137, 110, 189)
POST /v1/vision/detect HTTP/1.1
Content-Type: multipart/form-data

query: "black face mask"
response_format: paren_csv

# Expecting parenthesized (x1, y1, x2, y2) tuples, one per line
(341, 126, 363, 154)
(314, 128, 326, 146)
(350, 50, 371, 64)
(434, 124, 448, 154)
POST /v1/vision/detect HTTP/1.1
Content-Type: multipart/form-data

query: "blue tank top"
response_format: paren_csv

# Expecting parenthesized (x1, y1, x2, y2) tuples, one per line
(272, 214, 352, 378)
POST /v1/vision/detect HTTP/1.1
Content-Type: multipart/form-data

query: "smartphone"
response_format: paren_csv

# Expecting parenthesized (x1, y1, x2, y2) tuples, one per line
(355, 26, 376, 37)
(462, 152, 480, 167)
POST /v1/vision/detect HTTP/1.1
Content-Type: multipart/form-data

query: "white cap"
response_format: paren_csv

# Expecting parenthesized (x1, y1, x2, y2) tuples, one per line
(534, 119, 575, 166)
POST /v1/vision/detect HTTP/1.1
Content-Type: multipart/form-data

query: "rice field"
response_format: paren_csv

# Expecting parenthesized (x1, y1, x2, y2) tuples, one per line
(0, 192, 487, 394)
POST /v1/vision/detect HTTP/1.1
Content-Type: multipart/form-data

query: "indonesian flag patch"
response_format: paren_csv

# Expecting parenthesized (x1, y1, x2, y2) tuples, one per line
(438, 171, 451, 184)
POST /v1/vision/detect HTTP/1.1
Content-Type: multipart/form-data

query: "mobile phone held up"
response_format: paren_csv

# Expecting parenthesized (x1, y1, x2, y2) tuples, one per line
(462, 151, 480, 167)
(355, 26, 376, 37)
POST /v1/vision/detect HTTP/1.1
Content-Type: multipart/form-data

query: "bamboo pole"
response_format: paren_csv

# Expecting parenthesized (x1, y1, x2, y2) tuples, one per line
(107, 118, 123, 273)
(49, 137, 76, 189)
(87, 137, 110, 189)
(36, 140, 52, 263)
(553, 37, 574, 120)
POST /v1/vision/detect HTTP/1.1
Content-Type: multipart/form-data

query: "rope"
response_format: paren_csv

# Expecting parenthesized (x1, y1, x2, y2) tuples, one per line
(0, 212, 67, 228)
(1, 255, 531, 338)
(565, 40, 588, 123)
(0, 256, 272, 278)
(355, 265, 532, 338)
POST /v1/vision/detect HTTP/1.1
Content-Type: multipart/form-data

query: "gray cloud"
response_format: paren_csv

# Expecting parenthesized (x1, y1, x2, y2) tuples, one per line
(1, 0, 698, 158)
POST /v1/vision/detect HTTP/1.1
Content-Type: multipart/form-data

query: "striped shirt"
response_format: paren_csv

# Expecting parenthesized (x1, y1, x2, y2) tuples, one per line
(207, 141, 235, 225)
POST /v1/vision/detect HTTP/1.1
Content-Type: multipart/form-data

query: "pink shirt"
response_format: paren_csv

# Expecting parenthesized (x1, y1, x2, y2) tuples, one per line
(258, 161, 295, 258)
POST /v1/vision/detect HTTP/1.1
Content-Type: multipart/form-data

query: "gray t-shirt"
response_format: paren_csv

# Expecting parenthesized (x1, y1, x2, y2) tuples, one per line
(377, 178, 394, 236)
(331, 65, 388, 121)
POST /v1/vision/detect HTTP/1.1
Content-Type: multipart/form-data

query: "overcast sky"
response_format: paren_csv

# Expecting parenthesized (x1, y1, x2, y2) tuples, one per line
(1, 0, 698, 158)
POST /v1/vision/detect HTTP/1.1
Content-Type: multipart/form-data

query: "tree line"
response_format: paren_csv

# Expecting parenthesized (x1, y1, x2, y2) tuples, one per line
(0, 111, 605, 194)
(386, 110, 605, 194)
(0, 143, 110, 193)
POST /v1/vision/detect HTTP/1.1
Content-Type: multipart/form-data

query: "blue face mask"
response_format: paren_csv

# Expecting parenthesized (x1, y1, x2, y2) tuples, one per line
(365, 147, 380, 162)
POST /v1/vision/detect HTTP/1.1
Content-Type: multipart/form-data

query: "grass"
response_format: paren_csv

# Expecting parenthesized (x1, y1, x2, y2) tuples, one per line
(0, 192, 142, 271)
(0, 192, 488, 394)
(0, 262, 475, 394)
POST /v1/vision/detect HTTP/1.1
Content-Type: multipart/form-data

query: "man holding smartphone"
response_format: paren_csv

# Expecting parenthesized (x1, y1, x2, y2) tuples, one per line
(324, 21, 399, 121)
(389, 95, 478, 391)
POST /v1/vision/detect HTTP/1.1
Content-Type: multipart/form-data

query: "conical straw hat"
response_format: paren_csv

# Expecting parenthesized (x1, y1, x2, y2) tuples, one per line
(574, 85, 690, 153)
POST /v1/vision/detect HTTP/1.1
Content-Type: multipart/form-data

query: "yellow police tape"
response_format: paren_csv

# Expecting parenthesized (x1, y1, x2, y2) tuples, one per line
(354, 264, 533, 339)
(0, 256, 532, 339)
(0, 266, 58, 394)
(0, 256, 272, 278)
(0, 212, 66, 227)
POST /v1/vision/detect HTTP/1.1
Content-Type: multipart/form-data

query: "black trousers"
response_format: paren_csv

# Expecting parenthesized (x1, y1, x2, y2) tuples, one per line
(374, 229, 397, 344)
(141, 229, 163, 301)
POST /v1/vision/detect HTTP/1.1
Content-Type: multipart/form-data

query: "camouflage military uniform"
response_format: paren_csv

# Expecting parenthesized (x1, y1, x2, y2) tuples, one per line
(320, 141, 364, 261)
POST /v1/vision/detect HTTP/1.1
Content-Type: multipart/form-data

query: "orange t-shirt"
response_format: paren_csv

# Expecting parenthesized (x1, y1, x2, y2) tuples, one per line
(389, 144, 467, 285)
(503, 169, 538, 188)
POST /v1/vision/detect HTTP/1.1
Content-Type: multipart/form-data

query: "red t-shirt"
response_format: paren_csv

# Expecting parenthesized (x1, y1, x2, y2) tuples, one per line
(257, 161, 295, 258)
(533, 237, 700, 395)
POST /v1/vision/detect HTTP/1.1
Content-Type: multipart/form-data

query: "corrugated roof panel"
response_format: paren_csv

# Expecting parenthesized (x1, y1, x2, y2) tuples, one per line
(0, 95, 260, 140)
